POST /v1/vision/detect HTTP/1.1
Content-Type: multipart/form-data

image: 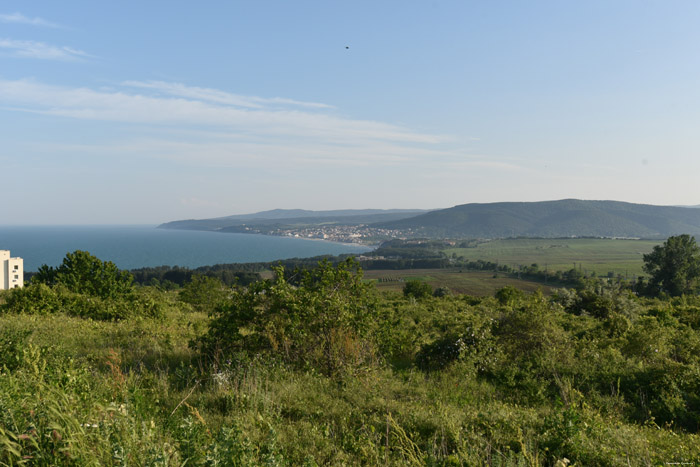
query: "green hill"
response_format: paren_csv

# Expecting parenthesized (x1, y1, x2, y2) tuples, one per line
(159, 208, 428, 231)
(374, 199, 700, 238)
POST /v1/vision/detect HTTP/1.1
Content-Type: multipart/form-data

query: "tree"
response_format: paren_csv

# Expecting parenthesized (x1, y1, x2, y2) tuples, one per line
(32, 250, 134, 299)
(179, 275, 228, 312)
(403, 280, 433, 299)
(643, 234, 700, 296)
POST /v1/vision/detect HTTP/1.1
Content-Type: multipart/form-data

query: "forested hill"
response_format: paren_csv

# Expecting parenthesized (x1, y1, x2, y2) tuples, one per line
(373, 199, 700, 238)
(159, 208, 428, 231)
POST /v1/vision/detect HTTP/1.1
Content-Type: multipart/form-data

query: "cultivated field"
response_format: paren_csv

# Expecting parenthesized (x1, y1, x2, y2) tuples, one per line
(445, 238, 659, 277)
(363, 268, 552, 296)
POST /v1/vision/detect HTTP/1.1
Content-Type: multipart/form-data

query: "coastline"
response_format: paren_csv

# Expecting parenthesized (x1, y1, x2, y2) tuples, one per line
(158, 224, 381, 250)
(2, 225, 374, 271)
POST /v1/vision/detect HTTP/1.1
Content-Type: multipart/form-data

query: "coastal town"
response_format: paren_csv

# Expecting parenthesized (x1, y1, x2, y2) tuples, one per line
(231, 223, 412, 245)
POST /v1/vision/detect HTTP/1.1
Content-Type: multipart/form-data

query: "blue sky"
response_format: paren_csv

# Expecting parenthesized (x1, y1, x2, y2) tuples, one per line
(1, 1, 699, 224)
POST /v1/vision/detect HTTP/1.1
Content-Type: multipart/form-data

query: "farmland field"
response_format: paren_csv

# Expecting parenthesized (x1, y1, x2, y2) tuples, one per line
(363, 268, 552, 296)
(444, 238, 659, 277)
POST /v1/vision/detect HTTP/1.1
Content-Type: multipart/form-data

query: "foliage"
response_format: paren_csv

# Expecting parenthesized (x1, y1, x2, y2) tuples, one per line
(131, 263, 263, 287)
(196, 259, 378, 375)
(432, 286, 451, 297)
(495, 285, 524, 306)
(33, 250, 134, 299)
(402, 280, 433, 299)
(643, 234, 700, 296)
(178, 274, 229, 312)
(3, 263, 700, 464)
(0, 282, 165, 320)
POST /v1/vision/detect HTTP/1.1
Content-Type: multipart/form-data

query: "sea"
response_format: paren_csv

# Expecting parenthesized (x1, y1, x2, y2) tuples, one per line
(0, 225, 372, 272)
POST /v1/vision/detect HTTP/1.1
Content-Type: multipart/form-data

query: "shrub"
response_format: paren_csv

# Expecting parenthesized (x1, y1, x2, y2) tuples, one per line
(403, 280, 433, 299)
(179, 275, 229, 312)
(0, 283, 164, 321)
(195, 259, 378, 375)
(495, 286, 523, 306)
(33, 250, 134, 299)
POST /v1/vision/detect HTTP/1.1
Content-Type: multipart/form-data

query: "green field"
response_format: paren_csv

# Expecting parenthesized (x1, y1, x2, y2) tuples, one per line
(445, 238, 660, 277)
(364, 268, 552, 296)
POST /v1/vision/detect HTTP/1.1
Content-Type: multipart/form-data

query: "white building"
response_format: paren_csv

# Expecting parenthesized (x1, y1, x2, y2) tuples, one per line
(0, 250, 23, 290)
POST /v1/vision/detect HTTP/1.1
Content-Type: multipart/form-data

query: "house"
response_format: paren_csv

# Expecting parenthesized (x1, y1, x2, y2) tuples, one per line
(0, 250, 24, 290)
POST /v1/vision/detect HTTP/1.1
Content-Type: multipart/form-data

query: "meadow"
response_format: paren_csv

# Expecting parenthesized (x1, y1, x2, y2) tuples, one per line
(1, 255, 700, 465)
(364, 269, 552, 296)
(445, 238, 660, 277)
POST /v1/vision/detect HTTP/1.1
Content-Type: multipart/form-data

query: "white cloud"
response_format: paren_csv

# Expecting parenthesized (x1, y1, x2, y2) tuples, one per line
(0, 39, 90, 60)
(121, 80, 333, 109)
(0, 12, 61, 28)
(1, 78, 525, 178)
(0, 79, 440, 144)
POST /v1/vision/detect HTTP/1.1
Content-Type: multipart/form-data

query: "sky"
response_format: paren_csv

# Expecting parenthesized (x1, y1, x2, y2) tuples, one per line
(1, 1, 700, 224)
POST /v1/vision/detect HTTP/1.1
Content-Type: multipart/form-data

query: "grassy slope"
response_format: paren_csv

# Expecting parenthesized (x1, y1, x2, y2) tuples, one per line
(2, 298, 700, 465)
(2, 286, 700, 465)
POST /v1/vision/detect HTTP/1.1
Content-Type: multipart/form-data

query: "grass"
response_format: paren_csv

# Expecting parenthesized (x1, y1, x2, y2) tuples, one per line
(364, 268, 552, 295)
(2, 281, 700, 464)
(445, 237, 660, 277)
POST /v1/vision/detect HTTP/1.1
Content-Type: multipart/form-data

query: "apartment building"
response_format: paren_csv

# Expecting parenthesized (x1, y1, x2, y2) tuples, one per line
(0, 250, 24, 290)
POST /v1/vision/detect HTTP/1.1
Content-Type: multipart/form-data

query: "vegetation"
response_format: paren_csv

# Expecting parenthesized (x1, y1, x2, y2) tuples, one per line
(366, 268, 552, 296)
(33, 250, 134, 299)
(2, 252, 700, 464)
(444, 237, 660, 277)
(377, 199, 700, 238)
(643, 234, 700, 296)
(5, 251, 162, 321)
(402, 279, 433, 299)
(196, 259, 378, 376)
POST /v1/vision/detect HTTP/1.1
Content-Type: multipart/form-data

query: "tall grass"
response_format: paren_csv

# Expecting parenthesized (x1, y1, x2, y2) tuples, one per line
(1, 286, 700, 465)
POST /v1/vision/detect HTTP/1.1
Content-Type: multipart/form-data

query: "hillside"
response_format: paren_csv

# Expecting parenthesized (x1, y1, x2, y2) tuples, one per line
(159, 208, 428, 231)
(374, 199, 700, 238)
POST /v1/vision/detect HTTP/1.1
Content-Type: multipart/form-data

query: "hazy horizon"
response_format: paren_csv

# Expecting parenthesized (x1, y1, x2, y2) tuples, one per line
(2, 1, 699, 224)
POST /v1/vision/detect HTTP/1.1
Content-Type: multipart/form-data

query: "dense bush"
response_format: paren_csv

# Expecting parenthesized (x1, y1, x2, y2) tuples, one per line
(0, 251, 170, 320)
(402, 280, 433, 299)
(33, 250, 134, 299)
(0, 283, 165, 320)
(178, 274, 229, 312)
(196, 259, 379, 375)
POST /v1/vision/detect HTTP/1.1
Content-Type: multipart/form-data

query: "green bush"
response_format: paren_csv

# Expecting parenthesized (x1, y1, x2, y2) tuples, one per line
(196, 259, 378, 375)
(0, 283, 164, 321)
(179, 274, 229, 312)
(494, 286, 523, 306)
(33, 250, 134, 299)
(403, 280, 433, 299)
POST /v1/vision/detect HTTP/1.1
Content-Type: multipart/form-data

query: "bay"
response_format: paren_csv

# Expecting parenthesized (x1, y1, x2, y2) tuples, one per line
(0, 225, 371, 271)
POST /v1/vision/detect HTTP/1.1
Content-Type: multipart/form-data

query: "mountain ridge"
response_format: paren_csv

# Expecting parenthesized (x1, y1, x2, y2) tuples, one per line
(373, 199, 700, 238)
(158, 209, 430, 231)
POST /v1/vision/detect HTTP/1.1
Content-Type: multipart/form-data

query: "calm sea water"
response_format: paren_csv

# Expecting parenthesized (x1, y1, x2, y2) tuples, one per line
(0, 225, 372, 271)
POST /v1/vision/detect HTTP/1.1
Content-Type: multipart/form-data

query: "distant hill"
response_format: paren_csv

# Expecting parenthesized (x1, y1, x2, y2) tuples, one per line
(373, 199, 700, 238)
(159, 209, 429, 231)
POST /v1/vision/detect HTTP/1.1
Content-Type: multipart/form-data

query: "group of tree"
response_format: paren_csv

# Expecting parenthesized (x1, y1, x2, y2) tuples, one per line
(642, 234, 700, 296)
(1, 250, 162, 320)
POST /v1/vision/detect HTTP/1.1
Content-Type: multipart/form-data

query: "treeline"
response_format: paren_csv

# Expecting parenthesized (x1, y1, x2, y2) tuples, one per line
(363, 238, 600, 288)
(131, 264, 263, 288)
(129, 255, 354, 288)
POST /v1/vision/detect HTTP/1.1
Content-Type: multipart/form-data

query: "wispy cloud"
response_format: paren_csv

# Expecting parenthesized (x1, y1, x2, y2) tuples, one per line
(0, 79, 439, 144)
(0, 39, 90, 60)
(0, 12, 61, 28)
(0, 78, 507, 173)
(122, 80, 333, 110)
